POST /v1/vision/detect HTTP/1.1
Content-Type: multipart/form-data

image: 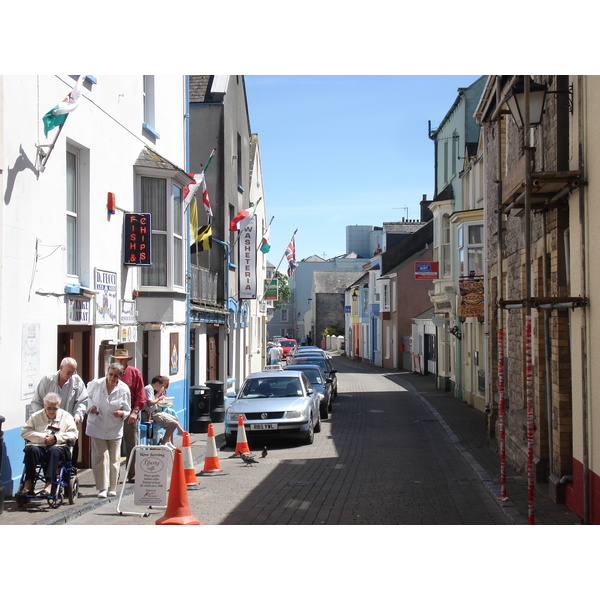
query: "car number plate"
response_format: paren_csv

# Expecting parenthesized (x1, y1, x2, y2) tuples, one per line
(250, 423, 278, 430)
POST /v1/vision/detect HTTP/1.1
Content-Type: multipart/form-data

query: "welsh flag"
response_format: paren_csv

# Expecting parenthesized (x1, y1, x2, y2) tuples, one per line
(230, 202, 258, 231)
(259, 224, 271, 254)
(43, 75, 86, 137)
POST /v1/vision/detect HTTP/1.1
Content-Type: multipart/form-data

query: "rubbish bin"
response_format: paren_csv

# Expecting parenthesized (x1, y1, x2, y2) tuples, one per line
(189, 385, 211, 434)
(206, 380, 225, 423)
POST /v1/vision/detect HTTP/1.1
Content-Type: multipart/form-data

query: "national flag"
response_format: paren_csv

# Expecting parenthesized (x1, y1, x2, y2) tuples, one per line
(230, 202, 258, 231)
(285, 235, 298, 277)
(43, 75, 86, 137)
(196, 224, 212, 251)
(259, 225, 271, 254)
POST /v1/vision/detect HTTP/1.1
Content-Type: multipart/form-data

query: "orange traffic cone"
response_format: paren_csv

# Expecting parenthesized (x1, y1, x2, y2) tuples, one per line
(181, 431, 200, 487)
(201, 423, 224, 474)
(235, 415, 251, 455)
(156, 448, 200, 525)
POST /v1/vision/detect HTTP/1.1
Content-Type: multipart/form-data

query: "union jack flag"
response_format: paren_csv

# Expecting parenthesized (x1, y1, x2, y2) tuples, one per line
(285, 235, 298, 277)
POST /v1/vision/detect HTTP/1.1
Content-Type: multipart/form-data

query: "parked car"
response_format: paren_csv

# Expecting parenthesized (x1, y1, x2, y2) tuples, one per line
(224, 366, 321, 446)
(283, 363, 332, 419)
(290, 346, 330, 360)
(288, 355, 338, 397)
(278, 338, 298, 360)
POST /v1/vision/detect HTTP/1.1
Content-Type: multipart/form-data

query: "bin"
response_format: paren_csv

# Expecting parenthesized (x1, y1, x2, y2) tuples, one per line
(189, 385, 211, 433)
(206, 380, 225, 423)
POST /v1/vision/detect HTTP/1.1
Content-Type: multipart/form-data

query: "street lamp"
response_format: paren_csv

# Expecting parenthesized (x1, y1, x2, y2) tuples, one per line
(505, 77, 548, 128)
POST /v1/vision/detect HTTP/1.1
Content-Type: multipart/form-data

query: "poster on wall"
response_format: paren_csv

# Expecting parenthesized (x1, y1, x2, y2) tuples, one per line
(21, 323, 40, 400)
(170, 332, 179, 375)
(95, 269, 118, 324)
(239, 216, 257, 299)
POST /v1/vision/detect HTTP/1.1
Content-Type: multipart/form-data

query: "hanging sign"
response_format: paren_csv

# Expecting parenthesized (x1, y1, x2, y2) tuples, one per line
(264, 279, 279, 301)
(459, 277, 485, 318)
(239, 216, 257, 299)
(123, 213, 152, 266)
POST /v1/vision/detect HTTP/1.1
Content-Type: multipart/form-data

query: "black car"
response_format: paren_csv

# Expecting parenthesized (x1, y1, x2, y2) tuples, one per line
(288, 355, 337, 397)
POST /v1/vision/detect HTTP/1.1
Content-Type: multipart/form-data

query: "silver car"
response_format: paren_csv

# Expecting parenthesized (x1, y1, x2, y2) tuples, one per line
(225, 367, 321, 446)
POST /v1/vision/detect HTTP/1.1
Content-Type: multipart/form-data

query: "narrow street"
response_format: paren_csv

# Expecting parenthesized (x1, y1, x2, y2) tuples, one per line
(64, 356, 509, 525)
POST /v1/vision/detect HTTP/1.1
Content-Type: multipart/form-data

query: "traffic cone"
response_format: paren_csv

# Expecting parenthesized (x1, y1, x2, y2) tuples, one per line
(235, 415, 251, 455)
(201, 423, 224, 474)
(181, 431, 200, 487)
(156, 448, 200, 525)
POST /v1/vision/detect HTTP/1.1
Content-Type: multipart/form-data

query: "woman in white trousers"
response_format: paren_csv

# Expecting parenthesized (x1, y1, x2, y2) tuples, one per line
(85, 363, 131, 498)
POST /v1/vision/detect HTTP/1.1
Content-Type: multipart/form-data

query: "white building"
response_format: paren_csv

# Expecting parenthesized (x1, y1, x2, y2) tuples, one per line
(0, 75, 191, 489)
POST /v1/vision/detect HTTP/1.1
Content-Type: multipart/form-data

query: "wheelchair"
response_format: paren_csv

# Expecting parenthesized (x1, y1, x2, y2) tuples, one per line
(15, 443, 79, 509)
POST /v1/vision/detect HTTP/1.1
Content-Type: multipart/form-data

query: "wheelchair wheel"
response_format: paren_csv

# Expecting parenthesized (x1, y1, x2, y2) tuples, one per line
(67, 476, 79, 505)
(47, 486, 64, 509)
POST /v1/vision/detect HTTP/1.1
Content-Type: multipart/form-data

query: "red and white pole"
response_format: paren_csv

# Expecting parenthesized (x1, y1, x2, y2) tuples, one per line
(498, 328, 507, 501)
(525, 315, 535, 524)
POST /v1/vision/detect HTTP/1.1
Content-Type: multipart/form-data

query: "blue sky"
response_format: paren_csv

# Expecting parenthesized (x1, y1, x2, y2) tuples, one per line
(245, 75, 482, 264)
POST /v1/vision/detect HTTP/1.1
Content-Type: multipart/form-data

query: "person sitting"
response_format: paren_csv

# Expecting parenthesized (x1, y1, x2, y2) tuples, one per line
(19, 392, 78, 496)
(144, 375, 185, 445)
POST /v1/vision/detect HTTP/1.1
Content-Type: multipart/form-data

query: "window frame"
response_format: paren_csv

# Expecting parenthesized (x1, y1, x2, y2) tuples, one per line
(136, 169, 186, 292)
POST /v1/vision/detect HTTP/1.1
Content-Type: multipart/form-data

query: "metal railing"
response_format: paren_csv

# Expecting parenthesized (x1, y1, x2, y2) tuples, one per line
(190, 264, 218, 304)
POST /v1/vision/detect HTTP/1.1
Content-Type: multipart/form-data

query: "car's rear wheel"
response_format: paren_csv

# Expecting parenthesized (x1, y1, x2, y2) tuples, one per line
(320, 402, 329, 420)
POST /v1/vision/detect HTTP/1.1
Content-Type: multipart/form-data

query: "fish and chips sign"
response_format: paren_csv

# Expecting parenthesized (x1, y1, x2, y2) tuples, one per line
(459, 277, 484, 319)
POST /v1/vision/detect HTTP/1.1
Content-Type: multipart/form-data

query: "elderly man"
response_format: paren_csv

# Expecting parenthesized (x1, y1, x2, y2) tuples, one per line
(19, 393, 78, 496)
(31, 357, 88, 465)
(111, 348, 146, 482)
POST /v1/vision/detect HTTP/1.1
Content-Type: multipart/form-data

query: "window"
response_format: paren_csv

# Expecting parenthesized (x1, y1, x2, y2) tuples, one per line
(281, 308, 289, 322)
(66, 150, 78, 276)
(458, 222, 484, 277)
(440, 214, 451, 278)
(382, 282, 390, 311)
(143, 75, 159, 139)
(139, 175, 184, 289)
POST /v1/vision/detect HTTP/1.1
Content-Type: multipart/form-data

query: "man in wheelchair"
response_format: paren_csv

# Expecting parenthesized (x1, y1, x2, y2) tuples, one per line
(18, 392, 78, 497)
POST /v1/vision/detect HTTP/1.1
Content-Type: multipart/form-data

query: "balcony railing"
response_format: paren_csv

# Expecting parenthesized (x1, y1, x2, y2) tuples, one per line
(190, 264, 218, 305)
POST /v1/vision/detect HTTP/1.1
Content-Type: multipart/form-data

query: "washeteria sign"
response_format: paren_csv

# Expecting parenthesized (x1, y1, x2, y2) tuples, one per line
(239, 216, 257, 299)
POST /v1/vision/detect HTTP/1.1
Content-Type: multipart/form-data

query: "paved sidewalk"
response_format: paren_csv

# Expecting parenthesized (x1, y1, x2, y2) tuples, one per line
(391, 369, 581, 525)
(0, 429, 216, 525)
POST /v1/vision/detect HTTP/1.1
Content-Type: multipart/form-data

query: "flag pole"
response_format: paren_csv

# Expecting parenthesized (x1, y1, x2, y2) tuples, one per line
(35, 122, 66, 174)
(259, 228, 298, 303)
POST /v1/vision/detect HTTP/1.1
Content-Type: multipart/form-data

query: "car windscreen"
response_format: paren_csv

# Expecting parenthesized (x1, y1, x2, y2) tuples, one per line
(240, 376, 303, 398)
(279, 341, 296, 347)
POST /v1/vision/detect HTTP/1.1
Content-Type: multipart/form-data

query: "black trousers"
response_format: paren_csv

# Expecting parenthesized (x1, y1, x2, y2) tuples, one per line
(24, 445, 69, 483)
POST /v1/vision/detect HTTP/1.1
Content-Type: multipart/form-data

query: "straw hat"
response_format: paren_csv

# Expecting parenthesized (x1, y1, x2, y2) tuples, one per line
(111, 348, 134, 360)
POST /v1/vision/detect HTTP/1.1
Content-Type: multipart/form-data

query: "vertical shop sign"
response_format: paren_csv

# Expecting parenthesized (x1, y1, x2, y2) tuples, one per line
(239, 216, 257, 299)
(123, 213, 152, 266)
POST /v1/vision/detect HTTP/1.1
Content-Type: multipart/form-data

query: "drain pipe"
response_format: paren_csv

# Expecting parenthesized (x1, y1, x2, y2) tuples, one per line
(542, 211, 554, 478)
(577, 76, 590, 524)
